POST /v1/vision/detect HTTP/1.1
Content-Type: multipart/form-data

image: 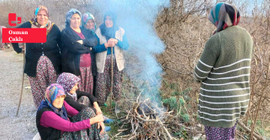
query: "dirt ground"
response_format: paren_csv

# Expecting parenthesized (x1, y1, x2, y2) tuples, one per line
(0, 49, 37, 140)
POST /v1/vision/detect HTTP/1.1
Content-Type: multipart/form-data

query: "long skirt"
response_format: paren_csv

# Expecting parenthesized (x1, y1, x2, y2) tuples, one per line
(95, 55, 123, 105)
(79, 66, 93, 94)
(204, 121, 237, 140)
(28, 56, 57, 108)
(60, 107, 109, 140)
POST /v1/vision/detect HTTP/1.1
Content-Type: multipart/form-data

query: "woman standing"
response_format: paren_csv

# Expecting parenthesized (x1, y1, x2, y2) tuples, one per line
(12, 5, 61, 108)
(95, 12, 129, 107)
(81, 12, 98, 96)
(194, 3, 253, 139)
(36, 84, 108, 140)
(61, 9, 97, 94)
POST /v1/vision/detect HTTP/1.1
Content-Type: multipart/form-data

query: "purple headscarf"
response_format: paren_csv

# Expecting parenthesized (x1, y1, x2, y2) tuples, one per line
(57, 72, 80, 101)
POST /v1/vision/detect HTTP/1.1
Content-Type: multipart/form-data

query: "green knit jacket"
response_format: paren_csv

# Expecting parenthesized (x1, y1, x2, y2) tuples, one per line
(194, 26, 253, 128)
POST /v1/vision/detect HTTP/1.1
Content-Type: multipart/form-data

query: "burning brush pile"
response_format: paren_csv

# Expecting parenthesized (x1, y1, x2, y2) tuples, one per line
(113, 93, 174, 140)
(111, 91, 204, 140)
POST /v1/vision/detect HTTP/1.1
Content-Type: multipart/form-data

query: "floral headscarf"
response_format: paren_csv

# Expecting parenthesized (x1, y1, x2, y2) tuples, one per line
(82, 12, 96, 31)
(34, 5, 49, 18)
(30, 5, 54, 35)
(57, 72, 80, 101)
(208, 2, 240, 33)
(38, 84, 68, 120)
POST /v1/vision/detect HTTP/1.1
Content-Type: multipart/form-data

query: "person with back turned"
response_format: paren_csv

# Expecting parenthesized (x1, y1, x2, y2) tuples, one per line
(194, 3, 253, 140)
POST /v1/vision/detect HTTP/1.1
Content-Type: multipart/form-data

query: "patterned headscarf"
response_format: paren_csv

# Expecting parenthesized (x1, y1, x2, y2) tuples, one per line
(30, 5, 54, 35)
(57, 72, 80, 101)
(38, 84, 68, 120)
(208, 2, 240, 33)
(82, 12, 96, 31)
(34, 5, 49, 18)
(65, 8, 82, 27)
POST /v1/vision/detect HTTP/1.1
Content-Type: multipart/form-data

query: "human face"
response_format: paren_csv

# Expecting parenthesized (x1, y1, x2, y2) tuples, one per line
(37, 10, 48, 26)
(52, 95, 65, 109)
(105, 16, 113, 28)
(69, 83, 78, 94)
(85, 19, 95, 30)
(70, 13, 81, 29)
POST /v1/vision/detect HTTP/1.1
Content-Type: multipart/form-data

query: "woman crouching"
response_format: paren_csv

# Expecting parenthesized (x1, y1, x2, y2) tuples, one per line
(36, 84, 109, 140)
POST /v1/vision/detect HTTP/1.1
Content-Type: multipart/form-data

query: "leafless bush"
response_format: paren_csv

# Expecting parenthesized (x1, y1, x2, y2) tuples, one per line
(156, 0, 270, 139)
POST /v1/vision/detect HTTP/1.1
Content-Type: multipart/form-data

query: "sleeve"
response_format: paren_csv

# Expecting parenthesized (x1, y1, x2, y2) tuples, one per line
(117, 33, 129, 50)
(83, 37, 97, 48)
(93, 37, 107, 53)
(57, 27, 62, 51)
(43, 25, 61, 51)
(77, 91, 97, 104)
(64, 101, 79, 116)
(61, 31, 90, 54)
(194, 34, 220, 82)
(82, 31, 98, 48)
(40, 111, 90, 132)
(54, 25, 62, 52)
(11, 22, 31, 53)
(64, 96, 86, 112)
(94, 44, 107, 53)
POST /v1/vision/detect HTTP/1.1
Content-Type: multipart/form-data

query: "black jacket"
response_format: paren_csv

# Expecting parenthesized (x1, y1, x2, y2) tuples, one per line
(81, 27, 99, 77)
(36, 108, 61, 140)
(65, 90, 97, 112)
(61, 27, 97, 76)
(12, 21, 62, 77)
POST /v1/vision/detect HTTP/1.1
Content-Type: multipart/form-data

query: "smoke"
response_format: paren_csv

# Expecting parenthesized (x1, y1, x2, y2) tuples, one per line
(93, 0, 170, 114)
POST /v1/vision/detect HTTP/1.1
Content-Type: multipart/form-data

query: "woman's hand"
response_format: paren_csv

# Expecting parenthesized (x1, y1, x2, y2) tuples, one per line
(98, 122, 105, 134)
(109, 38, 118, 45)
(93, 102, 103, 115)
(89, 114, 104, 125)
(105, 41, 114, 48)
(77, 40, 83, 44)
(105, 38, 118, 48)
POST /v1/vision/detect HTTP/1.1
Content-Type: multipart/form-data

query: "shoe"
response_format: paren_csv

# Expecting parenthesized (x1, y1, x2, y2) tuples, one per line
(103, 115, 114, 124)
(105, 126, 111, 132)
(104, 118, 114, 124)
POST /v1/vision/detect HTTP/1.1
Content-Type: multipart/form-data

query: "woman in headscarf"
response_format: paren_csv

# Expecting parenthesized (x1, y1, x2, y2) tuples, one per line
(57, 72, 102, 113)
(82, 12, 97, 34)
(194, 3, 253, 139)
(61, 9, 97, 94)
(36, 84, 109, 140)
(94, 12, 129, 110)
(57, 72, 112, 131)
(81, 12, 98, 97)
(12, 5, 61, 108)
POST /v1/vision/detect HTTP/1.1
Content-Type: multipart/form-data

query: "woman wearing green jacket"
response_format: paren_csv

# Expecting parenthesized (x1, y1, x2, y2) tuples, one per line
(194, 3, 253, 139)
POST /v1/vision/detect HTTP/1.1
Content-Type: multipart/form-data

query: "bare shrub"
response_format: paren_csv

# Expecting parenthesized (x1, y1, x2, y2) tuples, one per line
(156, 0, 270, 139)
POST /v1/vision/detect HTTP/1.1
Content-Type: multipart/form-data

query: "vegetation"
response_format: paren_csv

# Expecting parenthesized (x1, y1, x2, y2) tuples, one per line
(1, 0, 269, 139)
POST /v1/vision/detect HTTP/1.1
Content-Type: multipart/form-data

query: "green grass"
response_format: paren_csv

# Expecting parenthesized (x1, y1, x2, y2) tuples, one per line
(100, 100, 122, 138)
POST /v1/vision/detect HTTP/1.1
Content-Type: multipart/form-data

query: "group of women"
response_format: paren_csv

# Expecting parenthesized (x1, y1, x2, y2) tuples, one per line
(12, 5, 129, 140)
(10, 2, 254, 140)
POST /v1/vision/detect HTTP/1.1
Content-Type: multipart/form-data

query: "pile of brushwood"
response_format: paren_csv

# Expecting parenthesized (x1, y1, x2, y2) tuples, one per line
(109, 92, 204, 140)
